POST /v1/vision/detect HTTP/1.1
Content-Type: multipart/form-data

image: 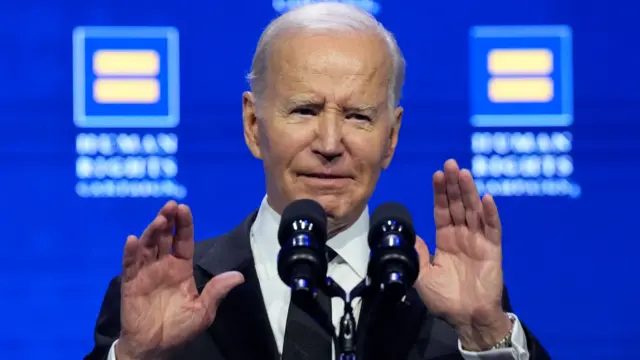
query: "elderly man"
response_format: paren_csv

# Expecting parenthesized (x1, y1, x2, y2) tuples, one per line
(85, 3, 549, 360)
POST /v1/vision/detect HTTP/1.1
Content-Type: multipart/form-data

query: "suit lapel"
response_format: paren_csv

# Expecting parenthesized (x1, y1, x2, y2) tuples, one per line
(356, 288, 426, 360)
(194, 211, 280, 360)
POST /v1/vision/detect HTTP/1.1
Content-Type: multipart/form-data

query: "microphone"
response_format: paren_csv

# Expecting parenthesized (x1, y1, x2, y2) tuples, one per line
(366, 202, 419, 302)
(277, 198, 329, 296)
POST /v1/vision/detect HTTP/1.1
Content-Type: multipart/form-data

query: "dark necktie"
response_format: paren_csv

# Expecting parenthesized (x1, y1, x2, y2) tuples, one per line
(282, 248, 338, 360)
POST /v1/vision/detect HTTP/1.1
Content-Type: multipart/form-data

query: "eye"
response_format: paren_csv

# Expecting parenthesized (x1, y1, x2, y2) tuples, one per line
(292, 107, 317, 116)
(346, 113, 372, 122)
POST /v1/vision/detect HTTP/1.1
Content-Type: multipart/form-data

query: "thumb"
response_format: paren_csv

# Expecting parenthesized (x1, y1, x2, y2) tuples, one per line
(199, 271, 245, 320)
(122, 235, 141, 282)
(414, 235, 432, 271)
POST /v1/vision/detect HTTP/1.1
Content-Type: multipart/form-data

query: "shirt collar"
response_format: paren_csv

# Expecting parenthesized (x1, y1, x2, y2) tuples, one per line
(250, 196, 370, 279)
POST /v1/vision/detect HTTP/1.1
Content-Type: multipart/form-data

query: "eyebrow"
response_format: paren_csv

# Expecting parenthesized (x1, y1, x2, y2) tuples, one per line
(343, 104, 378, 113)
(287, 98, 378, 113)
(288, 98, 323, 107)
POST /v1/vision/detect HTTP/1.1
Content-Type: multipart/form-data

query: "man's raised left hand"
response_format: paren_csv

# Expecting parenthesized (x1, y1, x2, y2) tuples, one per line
(414, 159, 512, 351)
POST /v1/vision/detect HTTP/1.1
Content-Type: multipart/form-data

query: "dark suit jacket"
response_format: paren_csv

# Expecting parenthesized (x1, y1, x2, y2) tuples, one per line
(85, 211, 550, 360)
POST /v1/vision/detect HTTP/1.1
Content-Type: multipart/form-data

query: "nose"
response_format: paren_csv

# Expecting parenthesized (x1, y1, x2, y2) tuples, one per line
(311, 114, 344, 162)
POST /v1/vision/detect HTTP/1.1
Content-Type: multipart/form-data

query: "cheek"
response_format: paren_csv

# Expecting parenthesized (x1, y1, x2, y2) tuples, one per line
(261, 122, 314, 169)
(346, 135, 387, 183)
(347, 130, 389, 163)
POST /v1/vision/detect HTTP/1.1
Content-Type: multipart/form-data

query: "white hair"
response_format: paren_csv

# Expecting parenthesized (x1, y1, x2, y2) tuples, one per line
(246, 2, 406, 109)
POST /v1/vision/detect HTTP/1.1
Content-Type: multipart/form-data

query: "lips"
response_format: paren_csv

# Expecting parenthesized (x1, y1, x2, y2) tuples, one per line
(297, 172, 353, 188)
(299, 172, 352, 180)
(302, 173, 349, 179)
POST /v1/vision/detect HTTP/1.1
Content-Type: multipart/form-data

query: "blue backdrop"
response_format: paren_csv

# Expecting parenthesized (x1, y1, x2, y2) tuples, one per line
(2, 0, 638, 359)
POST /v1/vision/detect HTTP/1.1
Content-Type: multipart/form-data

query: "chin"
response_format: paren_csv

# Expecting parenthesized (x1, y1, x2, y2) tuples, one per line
(310, 194, 363, 222)
(286, 183, 365, 219)
(313, 195, 345, 216)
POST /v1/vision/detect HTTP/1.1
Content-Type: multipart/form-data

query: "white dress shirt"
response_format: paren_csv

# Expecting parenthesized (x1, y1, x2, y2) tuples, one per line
(108, 196, 529, 360)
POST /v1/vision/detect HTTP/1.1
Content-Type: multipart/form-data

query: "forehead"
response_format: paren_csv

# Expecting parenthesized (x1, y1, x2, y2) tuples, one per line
(267, 31, 393, 105)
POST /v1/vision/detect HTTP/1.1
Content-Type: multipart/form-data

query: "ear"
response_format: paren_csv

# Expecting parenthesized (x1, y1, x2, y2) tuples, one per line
(242, 91, 262, 159)
(381, 106, 403, 170)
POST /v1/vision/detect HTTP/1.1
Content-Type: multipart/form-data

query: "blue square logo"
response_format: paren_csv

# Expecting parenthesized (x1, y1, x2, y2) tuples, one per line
(469, 26, 573, 127)
(73, 27, 180, 128)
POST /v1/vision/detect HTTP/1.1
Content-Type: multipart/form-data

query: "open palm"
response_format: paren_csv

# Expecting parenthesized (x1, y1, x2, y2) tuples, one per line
(117, 202, 244, 359)
(414, 159, 504, 329)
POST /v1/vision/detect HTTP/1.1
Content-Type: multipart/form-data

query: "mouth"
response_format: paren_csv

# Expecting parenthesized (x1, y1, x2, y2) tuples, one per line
(300, 172, 352, 179)
(297, 172, 353, 187)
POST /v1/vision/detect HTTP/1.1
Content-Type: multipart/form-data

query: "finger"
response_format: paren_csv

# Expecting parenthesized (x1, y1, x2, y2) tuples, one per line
(139, 201, 178, 262)
(122, 235, 142, 282)
(173, 204, 195, 260)
(138, 215, 166, 263)
(481, 194, 502, 245)
(199, 271, 245, 323)
(432, 171, 453, 228)
(459, 169, 483, 231)
(443, 159, 466, 225)
(157, 201, 178, 258)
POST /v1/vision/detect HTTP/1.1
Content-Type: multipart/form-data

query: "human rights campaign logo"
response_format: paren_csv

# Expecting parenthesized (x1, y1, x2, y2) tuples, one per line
(72, 27, 180, 128)
(469, 26, 573, 127)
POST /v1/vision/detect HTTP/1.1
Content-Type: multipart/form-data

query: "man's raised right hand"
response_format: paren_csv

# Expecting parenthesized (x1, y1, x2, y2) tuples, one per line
(115, 201, 245, 360)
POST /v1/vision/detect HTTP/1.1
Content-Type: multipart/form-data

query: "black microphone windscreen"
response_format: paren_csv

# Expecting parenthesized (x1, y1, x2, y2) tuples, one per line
(367, 202, 419, 301)
(370, 202, 415, 237)
(278, 198, 327, 245)
(371, 202, 413, 225)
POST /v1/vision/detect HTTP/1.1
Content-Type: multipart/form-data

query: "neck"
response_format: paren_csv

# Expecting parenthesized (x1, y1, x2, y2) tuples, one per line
(326, 208, 362, 239)
(327, 218, 351, 238)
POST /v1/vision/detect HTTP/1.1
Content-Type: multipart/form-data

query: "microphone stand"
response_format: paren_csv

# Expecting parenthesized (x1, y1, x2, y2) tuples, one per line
(323, 277, 370, 360)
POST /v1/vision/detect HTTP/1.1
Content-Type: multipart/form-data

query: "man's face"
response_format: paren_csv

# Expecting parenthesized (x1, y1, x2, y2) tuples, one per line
(243, 31, 402, 229)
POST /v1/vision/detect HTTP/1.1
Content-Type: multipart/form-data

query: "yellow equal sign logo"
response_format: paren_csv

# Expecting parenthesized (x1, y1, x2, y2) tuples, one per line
(92, 50, 160, 104)
(487, 49, 554, 103)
